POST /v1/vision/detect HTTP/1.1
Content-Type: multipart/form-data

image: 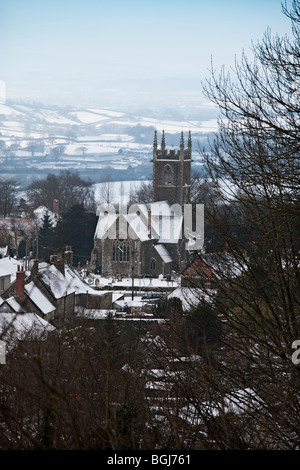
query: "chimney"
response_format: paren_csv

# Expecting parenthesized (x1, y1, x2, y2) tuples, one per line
(16, 265, 25, 296)
(31, 257, 39, 277)
(50, 254, 65, 276)
(64, 245, 73, 267)
(53, 199, 59, 214)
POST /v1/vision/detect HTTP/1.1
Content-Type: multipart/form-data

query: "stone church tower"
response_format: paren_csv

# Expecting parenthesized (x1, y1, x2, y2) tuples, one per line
(152, 130, 192, 206)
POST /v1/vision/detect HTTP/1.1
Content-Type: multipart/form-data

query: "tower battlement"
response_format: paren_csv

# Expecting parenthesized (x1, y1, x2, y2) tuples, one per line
(153, 130, 192, 160)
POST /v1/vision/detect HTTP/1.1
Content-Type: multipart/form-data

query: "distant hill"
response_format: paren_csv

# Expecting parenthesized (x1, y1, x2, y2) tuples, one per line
(0, 102, 216, 185)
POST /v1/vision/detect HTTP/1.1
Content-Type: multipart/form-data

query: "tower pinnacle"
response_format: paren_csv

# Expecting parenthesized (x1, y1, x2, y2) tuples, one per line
(180, 131, 184, 151)
(161, 130, 165, 153)
(153, 129, 157, 150)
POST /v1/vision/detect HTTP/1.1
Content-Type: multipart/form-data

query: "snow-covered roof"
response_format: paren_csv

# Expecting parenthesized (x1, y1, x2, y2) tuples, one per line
(0, 257, 23, 282)
(114, 299, 145, 308)
(200, 252, 247, 280)
(39, 264, 76, 299)
(0, 296, 23, 313)
(154, 244, 173, 263)
(24, 281, 56, 315)
(64, 266, 107, 296)
(0, 312, 55, 342)
(0, 264, 12, 278)
(90, 276, 179, 289)
(38, 263, 107, 299)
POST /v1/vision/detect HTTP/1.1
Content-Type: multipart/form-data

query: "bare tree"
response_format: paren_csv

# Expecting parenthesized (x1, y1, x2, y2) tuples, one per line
(175, 0, 300, 449)
(26, 171, 95, 212)
(128, 181, 152, 206)
(98, 174, 115, 206)
(0, 177, 19, 217)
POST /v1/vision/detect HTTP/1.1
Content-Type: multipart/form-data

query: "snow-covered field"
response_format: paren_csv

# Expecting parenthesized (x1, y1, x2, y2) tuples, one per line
(93, 180, 151, 205)
(0, 102, 215, 180)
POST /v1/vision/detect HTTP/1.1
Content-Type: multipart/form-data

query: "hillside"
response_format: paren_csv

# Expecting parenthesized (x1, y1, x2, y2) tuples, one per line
(0, 101, 216, 185)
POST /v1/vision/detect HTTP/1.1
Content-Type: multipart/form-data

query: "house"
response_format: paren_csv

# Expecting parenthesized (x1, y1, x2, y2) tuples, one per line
(1, 246, 113, 320)
(0, 263, 56, 319)
(181, 250, 246, 289)
(181, 251, 216, 289)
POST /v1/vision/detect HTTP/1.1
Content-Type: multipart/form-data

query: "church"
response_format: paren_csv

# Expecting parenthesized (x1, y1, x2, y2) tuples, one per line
(89, 130, 192, 278)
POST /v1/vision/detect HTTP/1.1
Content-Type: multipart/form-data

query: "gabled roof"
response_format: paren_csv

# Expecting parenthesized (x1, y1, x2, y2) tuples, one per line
(24, 281, 56, 315)
(38, 264, 76, 299)
(64, 265, 105, 296)
(0, 257, 24, 282)
(0, 312, 55, 342)
(0, 296, 24, 313)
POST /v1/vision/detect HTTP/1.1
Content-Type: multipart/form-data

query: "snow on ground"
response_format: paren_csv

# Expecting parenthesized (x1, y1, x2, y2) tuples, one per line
(93, 180, 151, 205)
(89, 275, 179, 290)
(86, 108, 125, 118)
(68, 111, 110, 124)
(0, 104, 25, 116)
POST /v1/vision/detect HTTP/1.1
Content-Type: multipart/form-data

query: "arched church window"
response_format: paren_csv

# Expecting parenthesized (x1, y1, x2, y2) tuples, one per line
(112, 237, 130, 263)
(150, 258, 156, 271)
(164, 166, 172, 185)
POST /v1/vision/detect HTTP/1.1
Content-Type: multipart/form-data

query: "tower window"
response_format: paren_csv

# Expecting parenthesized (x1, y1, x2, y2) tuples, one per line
(164, 166, 172, 185)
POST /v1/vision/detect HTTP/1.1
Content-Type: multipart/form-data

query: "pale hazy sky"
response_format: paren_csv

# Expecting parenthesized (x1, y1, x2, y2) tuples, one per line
(0, 0, 293, 107)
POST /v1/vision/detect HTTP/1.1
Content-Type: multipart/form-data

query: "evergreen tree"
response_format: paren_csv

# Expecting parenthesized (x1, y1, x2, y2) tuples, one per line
(54, 204, 98, 267)
(39, 213, 54, 262)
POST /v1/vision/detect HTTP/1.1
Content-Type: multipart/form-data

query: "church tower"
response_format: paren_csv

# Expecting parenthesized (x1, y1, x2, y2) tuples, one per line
(152, 130, 192, 206)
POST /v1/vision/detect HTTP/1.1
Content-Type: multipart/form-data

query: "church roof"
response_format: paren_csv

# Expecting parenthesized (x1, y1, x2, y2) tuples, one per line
(154, 244, 173, 264)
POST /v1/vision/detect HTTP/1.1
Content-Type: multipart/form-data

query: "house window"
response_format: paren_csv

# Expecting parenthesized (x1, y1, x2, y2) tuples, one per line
(164, 166, 173, 185)
(0, 278, 4, 291)
(112, 238, 130, 263)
